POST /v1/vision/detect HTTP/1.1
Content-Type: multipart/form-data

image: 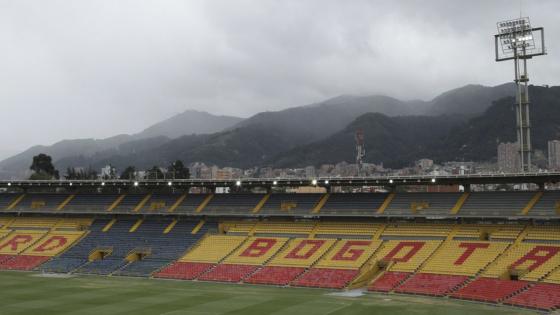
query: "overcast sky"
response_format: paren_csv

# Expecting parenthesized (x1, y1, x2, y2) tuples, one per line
(1, 0, 559, 159)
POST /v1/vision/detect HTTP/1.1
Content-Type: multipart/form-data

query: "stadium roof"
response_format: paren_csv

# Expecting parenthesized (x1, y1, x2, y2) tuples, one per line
(1, 172, 559, 189)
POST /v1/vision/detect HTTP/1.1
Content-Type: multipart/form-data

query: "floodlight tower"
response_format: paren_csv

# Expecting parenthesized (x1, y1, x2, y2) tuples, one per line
(494, 17, 546, 172)
(355, 129, 365, 176)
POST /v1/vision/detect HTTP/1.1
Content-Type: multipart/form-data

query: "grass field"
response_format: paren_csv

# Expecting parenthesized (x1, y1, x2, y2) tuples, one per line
(0, 271, 538, 315)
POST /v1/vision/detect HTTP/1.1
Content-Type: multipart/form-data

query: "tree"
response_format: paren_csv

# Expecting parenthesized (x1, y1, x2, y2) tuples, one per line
(29, 153, 59, 180)
(167, 160, 190, 179)
(120, 166, 136, 180)
(145, 166, 164, 180)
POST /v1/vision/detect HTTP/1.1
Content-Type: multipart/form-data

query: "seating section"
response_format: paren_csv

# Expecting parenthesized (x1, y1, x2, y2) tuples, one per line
(292, 268, 359, 289)
(384, 193, 462, 216)
(368, 271, 411, 292)
(203, 194, 262, 215)
(451, 278, 530, 303)
(530, 191, 560, 217)
(504, 283, 560, 311)
(260, 194, 324, 216)
(394, 273, 469, 296)
(459, 192, 534, 217)
(375, 240, 442, 272)
(421, 241, 510, 276)
(0, 198, 559, 314)
(482, 243, 560, 281)
(244, 266, 306, 285)
(320, 193, 387, 216)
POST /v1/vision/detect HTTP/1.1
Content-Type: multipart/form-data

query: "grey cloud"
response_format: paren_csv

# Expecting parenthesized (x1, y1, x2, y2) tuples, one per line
(1, 0, 559, 159)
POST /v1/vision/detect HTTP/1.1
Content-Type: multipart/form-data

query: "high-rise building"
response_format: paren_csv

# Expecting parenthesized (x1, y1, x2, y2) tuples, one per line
(497, 142, 520, 172)
(548, 140, 560, 170)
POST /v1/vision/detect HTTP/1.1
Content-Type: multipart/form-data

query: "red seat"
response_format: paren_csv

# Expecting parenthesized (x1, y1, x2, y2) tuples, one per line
(197, 264, 259, 283)
(0, 255, 50, 270)
(244, 266, 306, 285)
(291, 268, 358, 289)
(451, 278, 529, 303)
(394, 273, 469, 296)
(368, 272, 411, 292)
(154, 262, 215, 280)
(504, 283, 560, 311)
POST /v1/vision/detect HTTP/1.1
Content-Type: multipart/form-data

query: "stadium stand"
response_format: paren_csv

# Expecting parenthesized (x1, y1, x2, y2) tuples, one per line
(0, 189, 560, 312)
(319, 193, 387, 216)
(384, 192, 462, 216)
(459, 192, 534, 217)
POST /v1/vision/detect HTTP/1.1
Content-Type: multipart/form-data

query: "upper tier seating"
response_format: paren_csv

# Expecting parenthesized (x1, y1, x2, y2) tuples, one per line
(13, 194, 71, 212)
(110, 195, 147, 213)
(384, 193, 462, 216)
(459, 192, 534, 217)
(259, 194, 323, 216)
(203, 194, 262, 215)
(530, 191, 560, 217)
(173, 194, 210, 214)
(137, 194, 184, 213)
(0, 194, 20, 210)
(320, 193, 387, 216)
(453, 224, 524, 241)
(65, 194, 120, 213)
(223, 221, 257, 235)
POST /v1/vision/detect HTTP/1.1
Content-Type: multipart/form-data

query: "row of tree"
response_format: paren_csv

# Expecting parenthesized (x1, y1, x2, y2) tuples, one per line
(28, 154, 190, 180)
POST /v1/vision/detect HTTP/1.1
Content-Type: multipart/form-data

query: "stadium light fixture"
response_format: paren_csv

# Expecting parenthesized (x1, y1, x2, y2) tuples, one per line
(236, 180, 241, 186)
(324, 180, 329, 185)
(431, 178, 436, 183)
(69, 182, 73, 186)
(389, 179, 394, 184)
(101, 182, 105, 186)
(134, 181, 139, 187)
(7, 183, 11, 186)
(311, 179, 318, 185)
(168, 181, 173, 186)
(273, 180, 278, 185)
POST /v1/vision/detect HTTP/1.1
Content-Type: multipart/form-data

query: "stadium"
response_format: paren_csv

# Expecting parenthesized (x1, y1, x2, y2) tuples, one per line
(0, 173, 559, 314)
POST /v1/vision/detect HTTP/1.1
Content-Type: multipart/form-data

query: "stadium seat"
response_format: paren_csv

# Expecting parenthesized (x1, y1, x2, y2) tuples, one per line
(451, 278, 530, 303)
(368, 272, 411, 292)
(244, 266, 306, 285)
(394, 273, 469, 296)
(503, 283, 560, 311)
(196, 264, 259, 282)
(292, 268, 359, 289)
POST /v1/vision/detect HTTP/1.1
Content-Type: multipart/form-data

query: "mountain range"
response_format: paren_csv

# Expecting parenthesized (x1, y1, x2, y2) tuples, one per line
(5, 82, 554, 179)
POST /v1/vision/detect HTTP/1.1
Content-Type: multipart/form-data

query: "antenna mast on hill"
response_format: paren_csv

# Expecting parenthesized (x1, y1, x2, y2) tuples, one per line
(494, 17, 546, 172)
(355, 129, 365, 176)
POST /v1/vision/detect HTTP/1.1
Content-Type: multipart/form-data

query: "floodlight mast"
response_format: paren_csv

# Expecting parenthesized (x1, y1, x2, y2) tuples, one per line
(494, 17, 546, 173)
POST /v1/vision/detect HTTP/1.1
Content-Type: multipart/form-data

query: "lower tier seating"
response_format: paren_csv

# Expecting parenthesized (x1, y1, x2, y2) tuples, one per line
(155, 262, 215, 280)
(244, 266, 306, 286)
(394, 273, 469, 296)
(292, 268, 359, 289)
(0, 255, 50, 270)
(368, 272, 411, 292)
(451, 278, 530, 303)
(503, 283, 560, 311)
(197, 264, 259, 282)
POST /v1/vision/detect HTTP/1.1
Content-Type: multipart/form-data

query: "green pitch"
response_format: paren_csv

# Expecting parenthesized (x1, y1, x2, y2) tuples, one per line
(0, 271, 537, 315)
